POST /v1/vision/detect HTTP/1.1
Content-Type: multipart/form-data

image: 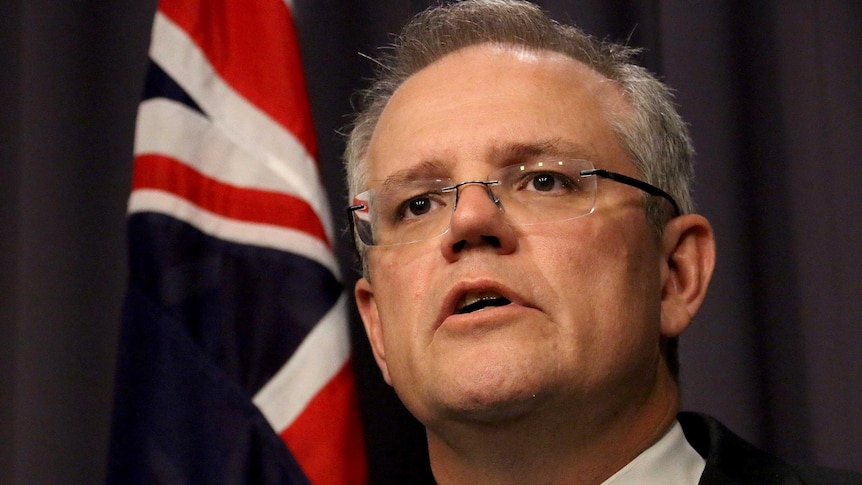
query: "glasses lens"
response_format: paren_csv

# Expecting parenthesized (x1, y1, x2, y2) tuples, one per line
(491, 159, 597, 226)
(352, 179, 455, 246)
(351, 159, 598, 246)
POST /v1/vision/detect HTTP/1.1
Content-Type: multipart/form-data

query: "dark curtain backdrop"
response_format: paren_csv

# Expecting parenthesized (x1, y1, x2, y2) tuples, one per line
(2, 1, 860, 483)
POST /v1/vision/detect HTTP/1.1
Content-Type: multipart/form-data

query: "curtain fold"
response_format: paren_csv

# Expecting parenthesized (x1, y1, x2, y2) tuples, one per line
(2, 1, 860, 482)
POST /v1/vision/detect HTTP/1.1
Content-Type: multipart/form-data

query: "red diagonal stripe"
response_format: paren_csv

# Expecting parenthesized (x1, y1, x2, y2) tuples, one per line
(281, 361, 368, 485)
(132, 153, 329, 246)
(159, 0, 317, 158)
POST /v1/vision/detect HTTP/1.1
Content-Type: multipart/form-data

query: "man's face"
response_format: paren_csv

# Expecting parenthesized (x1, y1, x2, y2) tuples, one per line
(356, 45, 671, 428)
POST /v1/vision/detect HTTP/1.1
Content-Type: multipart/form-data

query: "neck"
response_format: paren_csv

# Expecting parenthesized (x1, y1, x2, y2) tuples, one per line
(425, 368, 680, 485)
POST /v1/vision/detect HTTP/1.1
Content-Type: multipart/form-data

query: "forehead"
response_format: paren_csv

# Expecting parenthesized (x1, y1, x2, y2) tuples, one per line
(366, 44, 632, 181)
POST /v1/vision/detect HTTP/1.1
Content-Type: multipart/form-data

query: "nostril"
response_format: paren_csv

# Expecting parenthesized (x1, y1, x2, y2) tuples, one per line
(481, 235, 501, 247)
(451, 235, 500, 253)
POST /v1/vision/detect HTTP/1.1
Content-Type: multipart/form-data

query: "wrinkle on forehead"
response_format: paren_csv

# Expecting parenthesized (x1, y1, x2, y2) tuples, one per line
(369, 138, 609, 190)
(489, 139, 605, 165)
(367, 43, 636, 181)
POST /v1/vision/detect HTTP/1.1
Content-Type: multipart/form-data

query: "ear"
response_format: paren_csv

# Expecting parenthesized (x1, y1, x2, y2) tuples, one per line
(355, 277, 392, 385)
(659, 214, 716, 338)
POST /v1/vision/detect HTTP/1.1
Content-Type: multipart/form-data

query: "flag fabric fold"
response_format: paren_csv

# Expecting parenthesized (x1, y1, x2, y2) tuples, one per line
(107, 1, 367, 483)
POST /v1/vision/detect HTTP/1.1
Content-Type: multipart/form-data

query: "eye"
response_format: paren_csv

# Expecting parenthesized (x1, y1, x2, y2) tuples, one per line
(396, 193, 447, 221)
(520, 171, 577, 194)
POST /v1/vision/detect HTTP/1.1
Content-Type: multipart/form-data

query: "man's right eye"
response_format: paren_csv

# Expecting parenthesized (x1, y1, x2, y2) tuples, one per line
(400, 197, 431, 219)
(397, 195, 443, 220)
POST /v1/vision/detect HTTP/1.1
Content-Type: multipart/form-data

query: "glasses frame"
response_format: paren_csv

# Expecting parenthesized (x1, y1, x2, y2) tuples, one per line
(348, 166, 681, 248)
(580, 169, 681, 216)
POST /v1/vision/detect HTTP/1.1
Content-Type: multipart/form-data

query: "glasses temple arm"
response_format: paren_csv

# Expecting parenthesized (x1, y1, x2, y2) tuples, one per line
(581, 169, 681, 216)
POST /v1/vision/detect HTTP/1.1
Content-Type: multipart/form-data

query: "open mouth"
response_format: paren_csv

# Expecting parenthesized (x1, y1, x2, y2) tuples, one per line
(455, 294, 512, 314)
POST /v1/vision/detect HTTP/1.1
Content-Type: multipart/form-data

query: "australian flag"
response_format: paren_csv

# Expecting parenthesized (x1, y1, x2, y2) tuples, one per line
(107, 0, 367, 483)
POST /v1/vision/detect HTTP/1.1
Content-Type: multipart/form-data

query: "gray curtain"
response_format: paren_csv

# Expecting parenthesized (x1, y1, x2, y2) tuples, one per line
(2, 1, 859, 483)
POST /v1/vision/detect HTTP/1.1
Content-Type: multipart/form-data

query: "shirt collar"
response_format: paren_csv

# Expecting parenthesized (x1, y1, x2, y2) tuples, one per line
(600, 420, 706, 485)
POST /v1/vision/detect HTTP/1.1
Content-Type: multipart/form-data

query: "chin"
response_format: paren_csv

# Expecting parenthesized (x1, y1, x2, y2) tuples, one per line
(430, 370, 548, 425)
(408, 338, 559, 424)
(447, 393, 543, 424)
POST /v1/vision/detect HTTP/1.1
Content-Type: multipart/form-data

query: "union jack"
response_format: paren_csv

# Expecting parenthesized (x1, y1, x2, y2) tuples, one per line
(107, 1, 367, 483)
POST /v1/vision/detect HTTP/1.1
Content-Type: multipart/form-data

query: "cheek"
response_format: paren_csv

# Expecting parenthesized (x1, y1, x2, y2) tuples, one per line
(587, 225, 664, 362)
(371, 247, 438, 307)
(522, 218, 637, 295)
(527, 217, 662, 338)
(368, 247, 438, 359)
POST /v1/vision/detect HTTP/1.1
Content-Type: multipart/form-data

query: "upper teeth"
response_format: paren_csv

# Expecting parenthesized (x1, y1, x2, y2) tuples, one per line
(459, 292, 504, 311)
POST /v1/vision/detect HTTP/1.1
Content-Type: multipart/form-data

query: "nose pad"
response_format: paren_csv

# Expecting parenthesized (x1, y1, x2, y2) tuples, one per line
(447, 180, 502, 212)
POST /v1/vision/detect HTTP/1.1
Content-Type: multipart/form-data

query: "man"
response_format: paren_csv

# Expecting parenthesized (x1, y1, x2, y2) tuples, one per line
(344, 1, 862, 483)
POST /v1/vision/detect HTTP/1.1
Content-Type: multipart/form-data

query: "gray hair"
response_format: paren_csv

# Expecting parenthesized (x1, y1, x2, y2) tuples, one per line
(345, 0, 695, 258)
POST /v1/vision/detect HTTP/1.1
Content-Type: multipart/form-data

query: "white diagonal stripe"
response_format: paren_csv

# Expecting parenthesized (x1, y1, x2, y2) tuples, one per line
(148, 12, 335, 244)
(252, 293, 351, 432)
(128, 190, 340, 279)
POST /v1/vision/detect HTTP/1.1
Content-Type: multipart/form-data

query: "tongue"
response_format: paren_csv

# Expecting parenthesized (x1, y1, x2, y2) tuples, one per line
(456, 297, 511, 314)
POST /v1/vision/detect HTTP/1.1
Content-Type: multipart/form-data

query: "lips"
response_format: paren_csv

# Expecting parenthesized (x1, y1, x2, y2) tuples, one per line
(438, 281, 525, 327)
(455, 292, 512, 314)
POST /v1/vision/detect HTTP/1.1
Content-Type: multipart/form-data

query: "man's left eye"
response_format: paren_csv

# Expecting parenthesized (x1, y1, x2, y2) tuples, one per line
(522, 172, 574, 193)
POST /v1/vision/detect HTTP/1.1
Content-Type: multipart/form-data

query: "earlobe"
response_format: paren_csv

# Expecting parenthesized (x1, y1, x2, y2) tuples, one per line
(355, 277, 392, 385)
(659, 214, 716, 338)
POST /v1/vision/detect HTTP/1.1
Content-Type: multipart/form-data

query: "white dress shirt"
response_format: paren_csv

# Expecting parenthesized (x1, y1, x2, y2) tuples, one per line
(601, 421, 706, 485)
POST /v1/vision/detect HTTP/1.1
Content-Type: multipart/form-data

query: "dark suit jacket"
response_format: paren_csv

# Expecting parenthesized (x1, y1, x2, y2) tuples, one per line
(678, 412, 862, 484)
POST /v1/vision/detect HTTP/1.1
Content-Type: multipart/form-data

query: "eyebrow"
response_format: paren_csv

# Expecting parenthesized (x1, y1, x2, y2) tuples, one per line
(377, 160, 450, 189)
(491, 139, 601, 165)
(373, 139, 602, 188)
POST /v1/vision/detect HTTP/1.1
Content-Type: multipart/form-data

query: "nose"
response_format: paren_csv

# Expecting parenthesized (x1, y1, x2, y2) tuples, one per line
(441, 181, 517, 260)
